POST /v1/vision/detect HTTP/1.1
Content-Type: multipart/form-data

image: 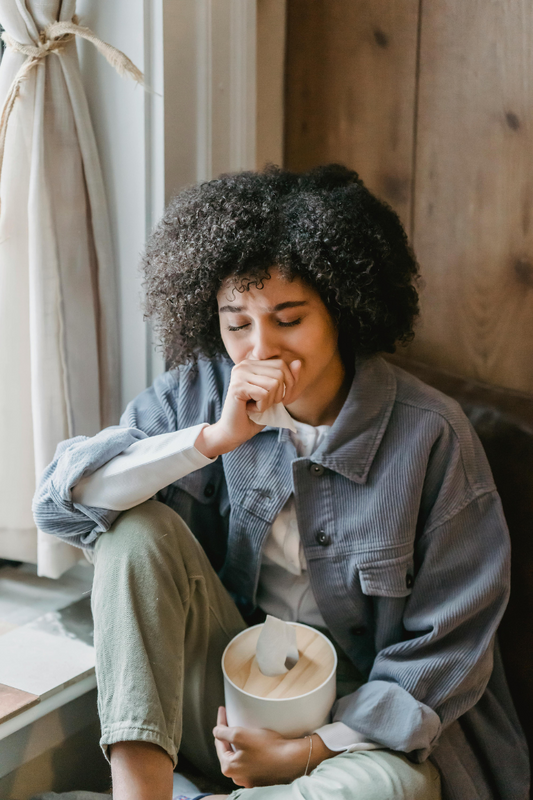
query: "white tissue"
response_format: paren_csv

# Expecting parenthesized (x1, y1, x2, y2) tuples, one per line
(248, 403, 297, 433)
(255, 615, 300, 677)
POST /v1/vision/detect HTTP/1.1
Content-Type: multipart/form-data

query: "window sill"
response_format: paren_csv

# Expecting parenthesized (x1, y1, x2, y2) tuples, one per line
(0, 561, 95, 735)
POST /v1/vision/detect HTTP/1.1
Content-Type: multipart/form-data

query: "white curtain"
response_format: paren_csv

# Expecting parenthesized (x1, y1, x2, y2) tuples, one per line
(0, 0, 122, 577)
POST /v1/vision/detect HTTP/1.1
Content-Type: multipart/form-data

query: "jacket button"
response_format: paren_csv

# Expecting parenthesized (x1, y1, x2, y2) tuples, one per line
(310, 463, 325, 477)
(316, 530, 331, 546)
(406, 574, 414, 589)
(204, 482, 215, 498)
(351, 625, 367, 636)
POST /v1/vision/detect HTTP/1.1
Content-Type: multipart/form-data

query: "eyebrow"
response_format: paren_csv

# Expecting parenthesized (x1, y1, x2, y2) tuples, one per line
(218, 301, 309, 313)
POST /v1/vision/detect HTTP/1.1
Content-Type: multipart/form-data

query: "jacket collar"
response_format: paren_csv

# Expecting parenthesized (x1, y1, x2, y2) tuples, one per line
(277, 355, 397, 485)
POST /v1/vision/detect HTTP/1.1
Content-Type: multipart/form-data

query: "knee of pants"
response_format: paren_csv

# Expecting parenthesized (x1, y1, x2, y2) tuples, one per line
(94, 499, 196, 575)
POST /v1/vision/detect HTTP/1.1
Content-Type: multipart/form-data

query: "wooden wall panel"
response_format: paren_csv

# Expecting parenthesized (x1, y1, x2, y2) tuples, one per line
(284, 0, 420, 231)
(285, 0, 533, 395)
(256, 0, 287, 169)
(407, 1, 533, 393)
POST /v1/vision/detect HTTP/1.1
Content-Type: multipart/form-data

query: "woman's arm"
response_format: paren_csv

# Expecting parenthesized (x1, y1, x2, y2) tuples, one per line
(70, 357, 300, 511)
(32, 369, 188, 547)
(331, 488, 510, 758)
(33, 357, 299, 548)
(71, 424, 215, 510)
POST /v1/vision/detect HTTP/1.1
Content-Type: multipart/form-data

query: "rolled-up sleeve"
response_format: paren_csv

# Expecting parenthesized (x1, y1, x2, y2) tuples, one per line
(333, 489, 510, 759)
(32, 371, 182, 548)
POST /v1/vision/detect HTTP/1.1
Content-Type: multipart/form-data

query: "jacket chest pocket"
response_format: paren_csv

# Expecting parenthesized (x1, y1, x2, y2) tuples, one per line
(358, 553, 414, 598)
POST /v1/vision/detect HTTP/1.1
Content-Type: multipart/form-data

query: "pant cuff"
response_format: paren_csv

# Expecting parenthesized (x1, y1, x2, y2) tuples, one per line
(100, 722, 179, 767)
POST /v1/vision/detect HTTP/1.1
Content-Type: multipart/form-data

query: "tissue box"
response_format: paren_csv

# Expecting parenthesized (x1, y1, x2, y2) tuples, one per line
(222, 622, 337, 738)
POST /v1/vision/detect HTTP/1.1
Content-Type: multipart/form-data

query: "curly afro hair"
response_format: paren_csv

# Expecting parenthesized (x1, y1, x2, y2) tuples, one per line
(142, 164, 419, 368)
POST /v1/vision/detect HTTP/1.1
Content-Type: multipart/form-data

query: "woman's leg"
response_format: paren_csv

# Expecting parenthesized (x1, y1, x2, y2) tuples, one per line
(91, 499, 247, 795)
(226, 750, 441, 800)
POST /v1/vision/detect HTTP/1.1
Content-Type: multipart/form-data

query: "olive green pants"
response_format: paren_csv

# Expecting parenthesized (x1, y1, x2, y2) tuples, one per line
(92, 500, 441, 799)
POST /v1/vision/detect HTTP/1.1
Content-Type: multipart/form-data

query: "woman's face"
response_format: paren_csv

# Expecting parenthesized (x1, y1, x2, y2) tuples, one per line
(217, 268, 342, 405)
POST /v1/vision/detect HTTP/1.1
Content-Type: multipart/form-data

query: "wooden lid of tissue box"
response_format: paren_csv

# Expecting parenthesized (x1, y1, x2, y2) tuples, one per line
(223, 624, 336, 699)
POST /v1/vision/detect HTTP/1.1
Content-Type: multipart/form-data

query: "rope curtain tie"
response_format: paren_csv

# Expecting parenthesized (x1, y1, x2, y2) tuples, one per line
(0, 16, 145, 208)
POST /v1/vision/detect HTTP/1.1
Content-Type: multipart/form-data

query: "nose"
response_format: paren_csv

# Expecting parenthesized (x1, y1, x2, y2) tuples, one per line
(249, 321, 281, 361)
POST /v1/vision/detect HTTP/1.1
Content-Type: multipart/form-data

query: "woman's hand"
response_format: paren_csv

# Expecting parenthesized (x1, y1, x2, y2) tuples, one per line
(196, 358, 301, 459)
(213, 707, 334, 788)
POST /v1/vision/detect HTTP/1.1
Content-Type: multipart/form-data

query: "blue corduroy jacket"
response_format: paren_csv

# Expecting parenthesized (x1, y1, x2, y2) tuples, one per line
(33, 355, 529, 799)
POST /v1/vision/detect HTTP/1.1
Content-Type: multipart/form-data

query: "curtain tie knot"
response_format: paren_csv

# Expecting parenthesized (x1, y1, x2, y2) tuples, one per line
(0, 16, 144, 211)
(2, 18, 78, 60)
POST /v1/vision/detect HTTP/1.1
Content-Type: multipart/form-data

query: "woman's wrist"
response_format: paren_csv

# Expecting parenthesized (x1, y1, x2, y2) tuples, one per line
(195, 422, 238, 459)
(303, 733, 337, 773)
(283, 733, 336, 781)
(308, 733, 337, 770)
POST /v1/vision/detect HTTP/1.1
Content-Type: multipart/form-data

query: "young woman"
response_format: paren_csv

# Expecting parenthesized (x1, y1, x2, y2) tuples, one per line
(34, 165, 529, 800)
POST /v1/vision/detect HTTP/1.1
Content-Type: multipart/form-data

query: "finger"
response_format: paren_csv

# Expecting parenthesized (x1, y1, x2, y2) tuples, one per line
(214, 707, 234, 754)
(243, 365, 293, 406)
(233, 360, 297, 408)
(257, 359, 297, 398)
(289, 359, 302, 381)
(238, 380, 279, 413)
(214, 725, 249, 751)
(216, 745, 239, 779)
(220, 756, 241, 784)
(238, 359, 295, 393)
(214, 732, 233, 758)
(213, 724, 236, 743)
(281, 360, 301, 404)
(276, 379, 286, 405)
(233, 382, 269, 408)
(217, 737, 233, 754)
(239, 373, 280, 397)
(254, 375, 285, 410)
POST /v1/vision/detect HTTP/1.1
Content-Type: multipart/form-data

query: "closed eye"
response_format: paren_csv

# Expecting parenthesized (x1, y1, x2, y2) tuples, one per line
(227, 318, 302, 332)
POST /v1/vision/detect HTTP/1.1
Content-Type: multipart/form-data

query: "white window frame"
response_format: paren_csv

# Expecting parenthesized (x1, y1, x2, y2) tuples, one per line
(77, 0, 287, 408)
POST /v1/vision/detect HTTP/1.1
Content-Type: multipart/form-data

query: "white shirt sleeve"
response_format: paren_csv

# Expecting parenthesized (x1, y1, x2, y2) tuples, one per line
(71, 423, 216, 511)
(314, 721, 383, 752)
